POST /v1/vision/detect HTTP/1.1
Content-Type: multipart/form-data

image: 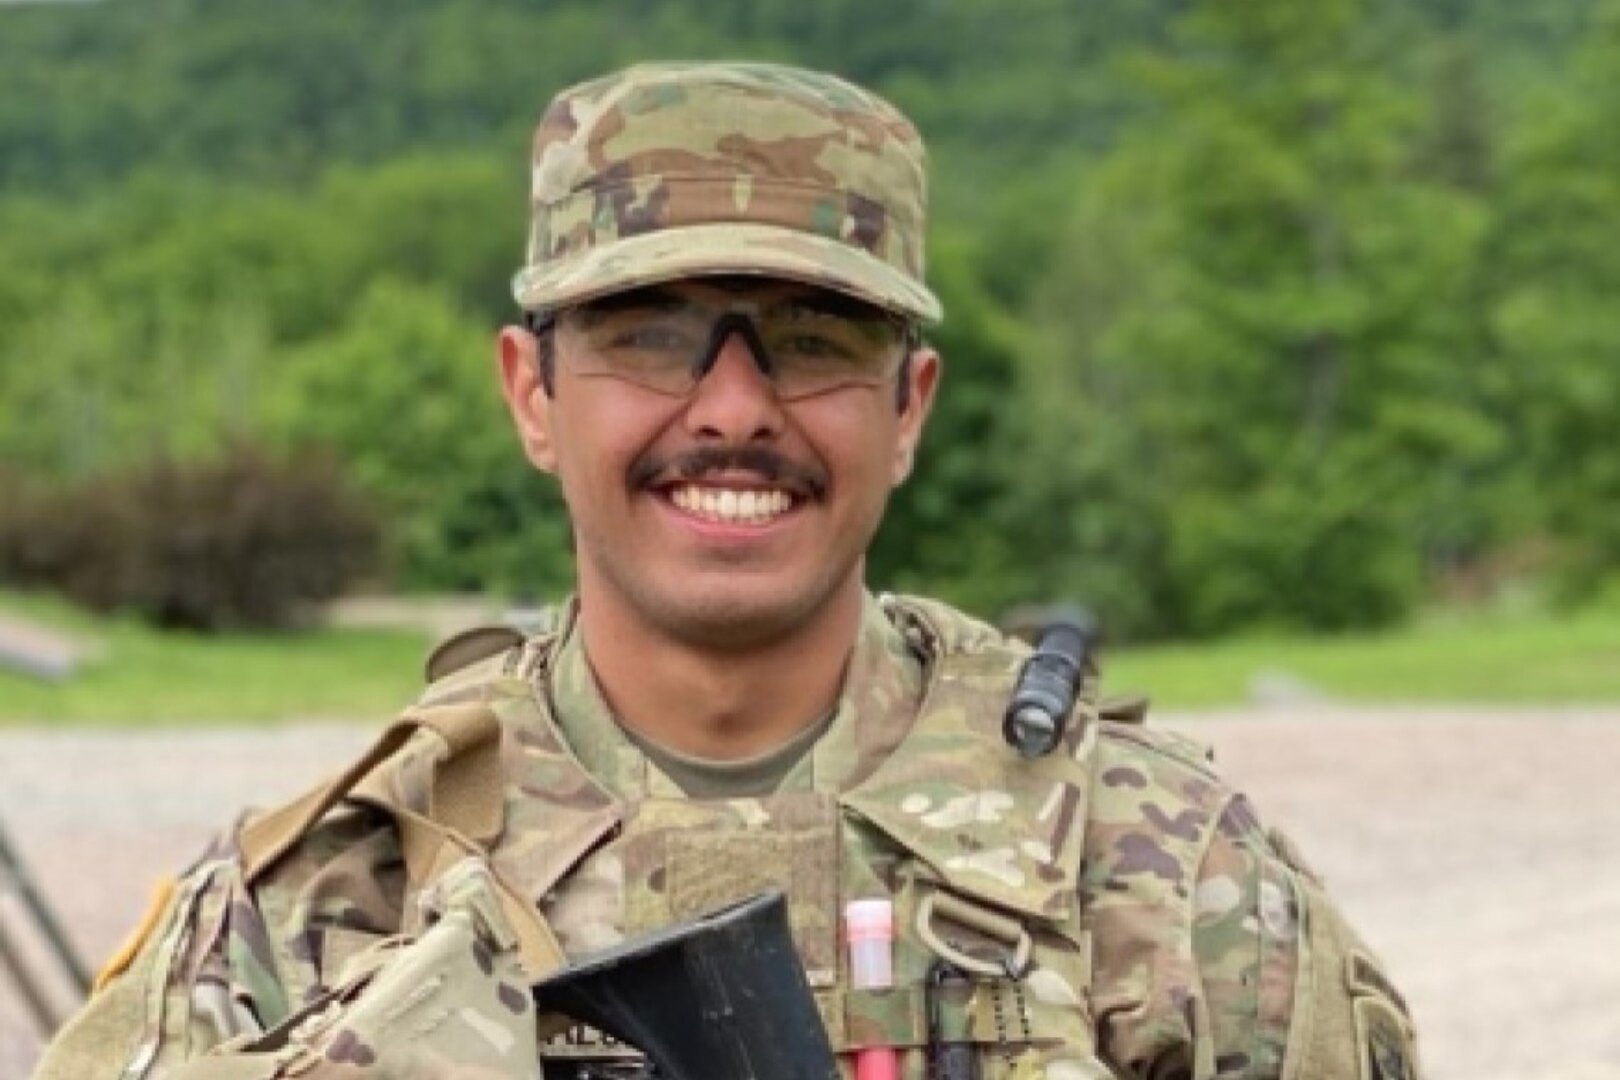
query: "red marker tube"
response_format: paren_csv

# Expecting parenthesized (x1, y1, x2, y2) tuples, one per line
(845, 899, 898, 1080)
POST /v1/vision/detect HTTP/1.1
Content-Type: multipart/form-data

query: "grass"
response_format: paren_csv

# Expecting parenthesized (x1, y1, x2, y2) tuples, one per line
(0, 591, 427, 726)
(1104, 606, 1620, 710)
(4, 590, 1620, 725)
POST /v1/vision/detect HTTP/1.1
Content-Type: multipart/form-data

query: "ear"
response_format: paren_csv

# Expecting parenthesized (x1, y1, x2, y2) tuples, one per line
(497, 325, 557, 473)
(891, 346, 941, 486)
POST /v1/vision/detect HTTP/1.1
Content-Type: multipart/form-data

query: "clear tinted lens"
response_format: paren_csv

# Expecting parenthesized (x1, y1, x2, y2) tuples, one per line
(563, 296, 906, 398)
(566, 303, 708, 393)
(759, 303, 904, 396)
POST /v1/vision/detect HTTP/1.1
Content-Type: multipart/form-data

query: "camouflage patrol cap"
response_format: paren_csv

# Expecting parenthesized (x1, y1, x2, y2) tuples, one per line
(512, 62, 942, 322)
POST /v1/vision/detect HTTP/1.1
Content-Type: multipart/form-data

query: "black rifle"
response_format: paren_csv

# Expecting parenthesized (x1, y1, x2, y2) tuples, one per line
(534, 890, 839, 1080)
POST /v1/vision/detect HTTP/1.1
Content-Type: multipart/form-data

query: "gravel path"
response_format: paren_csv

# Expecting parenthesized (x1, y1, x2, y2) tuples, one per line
(2, 707, 1617, 1079)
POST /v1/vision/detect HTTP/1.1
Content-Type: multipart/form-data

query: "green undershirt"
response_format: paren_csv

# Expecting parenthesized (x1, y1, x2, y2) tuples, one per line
(617, 709, 834, 799)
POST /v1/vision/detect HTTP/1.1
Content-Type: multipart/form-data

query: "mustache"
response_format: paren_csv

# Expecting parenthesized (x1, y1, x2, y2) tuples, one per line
(630, 445, 827, 499)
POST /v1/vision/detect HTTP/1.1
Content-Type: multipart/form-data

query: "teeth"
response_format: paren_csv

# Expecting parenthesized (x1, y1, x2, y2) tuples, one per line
(668, 485, 793, 525)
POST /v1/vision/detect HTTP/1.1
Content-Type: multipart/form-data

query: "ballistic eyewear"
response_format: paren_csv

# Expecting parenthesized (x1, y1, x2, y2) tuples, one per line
(528, 289, 916, 401)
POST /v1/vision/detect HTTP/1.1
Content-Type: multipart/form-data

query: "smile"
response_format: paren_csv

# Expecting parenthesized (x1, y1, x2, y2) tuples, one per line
(667, 484, 796, 525)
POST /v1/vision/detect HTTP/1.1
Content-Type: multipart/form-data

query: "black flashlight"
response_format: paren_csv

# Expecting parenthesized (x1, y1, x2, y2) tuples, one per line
(1002, 606, 1098, 758)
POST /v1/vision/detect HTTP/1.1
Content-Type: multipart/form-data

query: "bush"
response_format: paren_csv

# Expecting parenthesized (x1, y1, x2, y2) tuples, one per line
(1165, 474, 1424, 637)
(0, 445, 379, 630)
(261, 278, 577, 597)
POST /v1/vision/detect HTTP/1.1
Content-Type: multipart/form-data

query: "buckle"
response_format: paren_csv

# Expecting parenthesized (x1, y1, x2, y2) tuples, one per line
(915, 890, 1031, 979)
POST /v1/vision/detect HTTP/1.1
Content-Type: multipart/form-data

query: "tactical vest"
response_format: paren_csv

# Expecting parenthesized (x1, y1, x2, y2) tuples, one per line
(219, 595, 1352, 1079)
(503, 595, 1117, 1080)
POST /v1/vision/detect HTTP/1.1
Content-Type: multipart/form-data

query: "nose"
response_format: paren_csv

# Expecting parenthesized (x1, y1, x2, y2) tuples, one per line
(682, 330, 784, 443)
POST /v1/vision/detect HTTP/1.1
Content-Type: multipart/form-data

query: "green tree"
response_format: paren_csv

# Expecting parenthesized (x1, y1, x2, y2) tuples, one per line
(261, 279, 573, 596)
(870, 227, 1035, 615)
(1483, 0, 1620, 596)
(1, 0, 1606, 619)
(1021, 0, 1492, 636)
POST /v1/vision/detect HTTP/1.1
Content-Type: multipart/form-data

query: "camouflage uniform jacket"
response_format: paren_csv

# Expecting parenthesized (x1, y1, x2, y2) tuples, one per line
(34, 593, 1419, 1080)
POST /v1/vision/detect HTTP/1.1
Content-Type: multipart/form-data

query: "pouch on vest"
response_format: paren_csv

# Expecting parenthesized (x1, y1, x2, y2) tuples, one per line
(819, 597, 1113, 1080)
(166, 858, 542, 1080)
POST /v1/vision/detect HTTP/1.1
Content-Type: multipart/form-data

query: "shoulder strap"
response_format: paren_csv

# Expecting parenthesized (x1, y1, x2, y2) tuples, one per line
(235, 694, 567, 979)
(382, 799, 567, 980)
(237, 701, 505, 883)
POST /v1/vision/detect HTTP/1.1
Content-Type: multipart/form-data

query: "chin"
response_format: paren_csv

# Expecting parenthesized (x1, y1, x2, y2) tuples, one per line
(656, 595, 818, 650)
(640, 574, 858, 652)
(580, 536, 867, 651)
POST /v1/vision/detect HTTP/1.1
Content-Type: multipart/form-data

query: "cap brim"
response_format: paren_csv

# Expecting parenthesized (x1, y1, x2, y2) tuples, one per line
(512, 222, 942, 323)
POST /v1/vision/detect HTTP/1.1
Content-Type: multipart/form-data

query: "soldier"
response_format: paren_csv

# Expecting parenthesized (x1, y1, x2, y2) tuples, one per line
(33, 62, 1419, 1080)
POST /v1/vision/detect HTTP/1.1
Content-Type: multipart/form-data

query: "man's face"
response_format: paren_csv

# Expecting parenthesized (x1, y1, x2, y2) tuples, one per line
(498, 278, 939, 650)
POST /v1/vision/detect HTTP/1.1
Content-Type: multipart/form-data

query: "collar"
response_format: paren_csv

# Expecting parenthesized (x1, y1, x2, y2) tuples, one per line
(544, 590, 926, 800)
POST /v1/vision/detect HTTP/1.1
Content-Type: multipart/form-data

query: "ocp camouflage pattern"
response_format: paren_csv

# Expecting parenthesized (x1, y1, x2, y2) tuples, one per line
(32, 593, 1418, 1080)
(511, 63, 943, 322)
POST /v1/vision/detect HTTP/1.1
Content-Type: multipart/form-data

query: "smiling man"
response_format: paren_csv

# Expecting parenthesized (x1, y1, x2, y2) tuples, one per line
(34, 63, 1420, 1080)
(498, 273, 936, 763)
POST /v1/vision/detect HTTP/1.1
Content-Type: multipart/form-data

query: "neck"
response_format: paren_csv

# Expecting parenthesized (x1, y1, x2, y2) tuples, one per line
(574, 584, 864, 761)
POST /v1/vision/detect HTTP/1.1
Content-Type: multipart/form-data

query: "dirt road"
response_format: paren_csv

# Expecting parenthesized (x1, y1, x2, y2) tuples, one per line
(3, 707, 1617, 1079)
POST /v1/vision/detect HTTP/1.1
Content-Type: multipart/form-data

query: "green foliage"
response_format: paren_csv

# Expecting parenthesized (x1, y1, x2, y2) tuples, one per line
(0, 0, 1180, 210)
(0, 0, 1614, 641)
(1014, 0, 1499, 636)
(261, 279, 573, 595)
(0, 445, 379, 630)
(870, 227, 1034, 614)
(1164, 463, 1423, 634)
(1479, 0, 1620, 597)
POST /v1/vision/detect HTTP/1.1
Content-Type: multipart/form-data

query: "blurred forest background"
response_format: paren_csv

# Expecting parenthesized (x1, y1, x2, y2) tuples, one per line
(2, 0, 1619, 645)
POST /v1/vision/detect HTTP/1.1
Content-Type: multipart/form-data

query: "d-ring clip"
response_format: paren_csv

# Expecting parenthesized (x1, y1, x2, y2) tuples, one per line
(915, 890, 1032, 979)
